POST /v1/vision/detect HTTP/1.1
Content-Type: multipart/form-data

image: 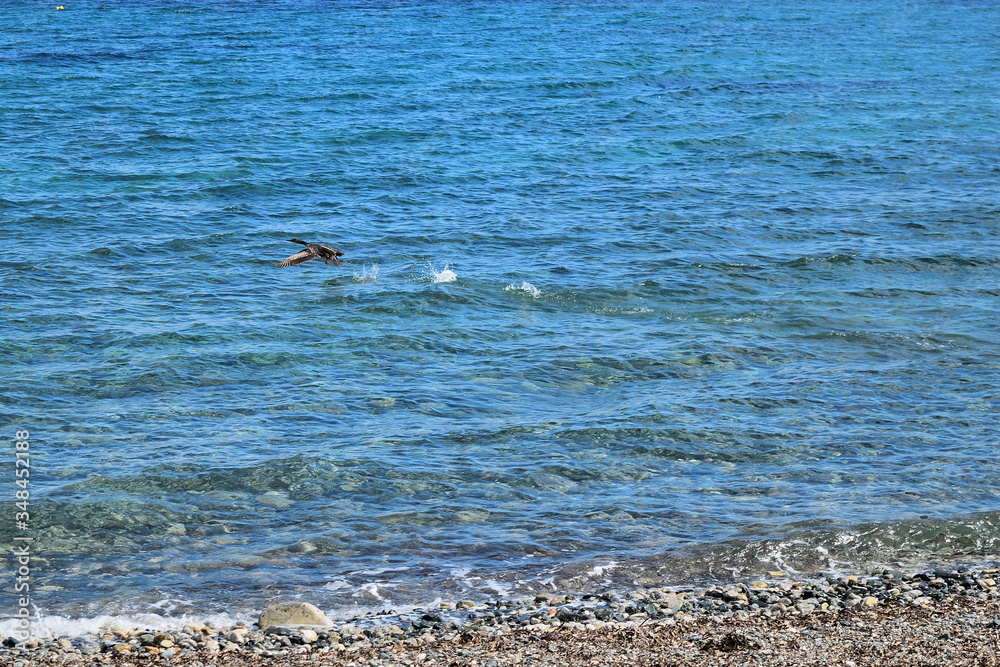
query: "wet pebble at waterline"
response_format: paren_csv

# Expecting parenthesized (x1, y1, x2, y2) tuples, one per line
(3, 567, 999, 664)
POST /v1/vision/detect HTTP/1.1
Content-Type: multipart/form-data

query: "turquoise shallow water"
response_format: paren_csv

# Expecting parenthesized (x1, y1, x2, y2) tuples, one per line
(1, 0, 999, 626)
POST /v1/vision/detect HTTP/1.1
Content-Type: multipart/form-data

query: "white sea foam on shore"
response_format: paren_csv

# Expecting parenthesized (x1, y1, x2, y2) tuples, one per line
(587, 561, 619, 577)
(0, 611, 252, 641)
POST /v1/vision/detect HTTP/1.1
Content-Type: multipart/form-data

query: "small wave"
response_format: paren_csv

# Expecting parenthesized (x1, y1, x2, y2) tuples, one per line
(429, 264, 457, 283)
(504, 281, 541, 298)
(353, 264, 379, 282)
(594, 306, 653, 316)
(356, 582, 398, 600)
(0, 610, 251, 640)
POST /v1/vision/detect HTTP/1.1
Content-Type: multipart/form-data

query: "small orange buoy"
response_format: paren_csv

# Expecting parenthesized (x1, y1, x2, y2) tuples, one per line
(56, 5, 64, 8)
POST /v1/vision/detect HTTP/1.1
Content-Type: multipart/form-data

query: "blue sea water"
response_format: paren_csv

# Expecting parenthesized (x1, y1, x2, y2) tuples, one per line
(1, 0, 999, 631)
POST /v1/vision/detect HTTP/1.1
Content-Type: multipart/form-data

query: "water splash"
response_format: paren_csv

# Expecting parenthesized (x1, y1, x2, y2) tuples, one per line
(505, 281, 541, 298)
(353, 264, 379, 282)
(429, 264, 457, 283)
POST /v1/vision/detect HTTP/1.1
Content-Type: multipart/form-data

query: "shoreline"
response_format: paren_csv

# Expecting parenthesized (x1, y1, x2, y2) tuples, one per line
(3, 566, 999, 665)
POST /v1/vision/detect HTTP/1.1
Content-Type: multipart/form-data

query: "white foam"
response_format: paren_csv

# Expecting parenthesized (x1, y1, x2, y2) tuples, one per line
(353, 263, 380, 282)
(586, 560, 619, 577)
(480, 579, 514, 598)
(357, 566, 410, 576)
(323, 579, 351, 592)
(355, 582, 398, 600)
(505, 281, 541, 298)
(429, 264, 457, 283)
(0, 610, 253, 640)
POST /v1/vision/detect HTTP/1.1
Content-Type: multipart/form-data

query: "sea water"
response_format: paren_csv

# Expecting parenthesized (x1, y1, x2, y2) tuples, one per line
(1, 0, 999, 633)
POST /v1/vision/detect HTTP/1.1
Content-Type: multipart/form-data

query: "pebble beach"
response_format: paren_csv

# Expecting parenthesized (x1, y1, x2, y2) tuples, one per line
(5, 567, 999, 666)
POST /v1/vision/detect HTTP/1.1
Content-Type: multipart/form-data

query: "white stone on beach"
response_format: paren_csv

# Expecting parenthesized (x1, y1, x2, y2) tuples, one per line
(660, 593, 685, 610)
(227, 628, 249, 644)
(258, 601, 334, 629)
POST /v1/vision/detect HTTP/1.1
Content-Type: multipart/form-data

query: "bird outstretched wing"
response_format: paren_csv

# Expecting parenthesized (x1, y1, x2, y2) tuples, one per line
(274, 250, 315, 268)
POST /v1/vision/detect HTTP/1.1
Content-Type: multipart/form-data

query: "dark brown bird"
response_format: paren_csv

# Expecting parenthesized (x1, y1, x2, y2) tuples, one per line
(274, 239, 345, 268)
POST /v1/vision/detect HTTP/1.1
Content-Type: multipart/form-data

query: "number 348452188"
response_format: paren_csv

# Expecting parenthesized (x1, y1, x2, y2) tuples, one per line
(15, 430, 30, 519)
